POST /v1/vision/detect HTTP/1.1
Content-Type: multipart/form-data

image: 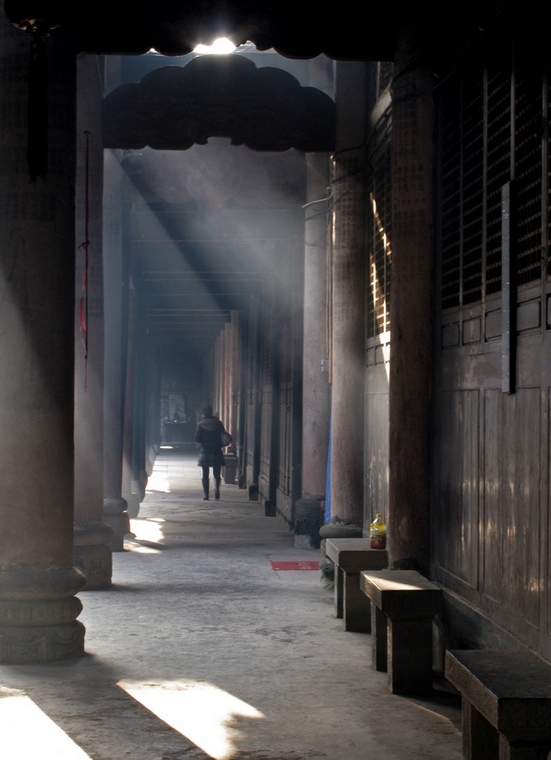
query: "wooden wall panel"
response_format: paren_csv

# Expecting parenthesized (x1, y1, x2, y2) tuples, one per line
(432, 12, 551, 657)
(482, 388, 541, 628)
(432, 389, 479, 590)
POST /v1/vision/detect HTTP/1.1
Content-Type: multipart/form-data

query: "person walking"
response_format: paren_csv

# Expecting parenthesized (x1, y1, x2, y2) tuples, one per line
(194, 405, 228, 500)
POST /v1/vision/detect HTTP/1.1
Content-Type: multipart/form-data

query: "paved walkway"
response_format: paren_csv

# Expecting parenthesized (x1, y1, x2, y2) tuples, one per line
(0, 449, 463, 759)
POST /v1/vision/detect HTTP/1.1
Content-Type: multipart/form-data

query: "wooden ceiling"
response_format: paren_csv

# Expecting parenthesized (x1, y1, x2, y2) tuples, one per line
(6, 0, 499, 63)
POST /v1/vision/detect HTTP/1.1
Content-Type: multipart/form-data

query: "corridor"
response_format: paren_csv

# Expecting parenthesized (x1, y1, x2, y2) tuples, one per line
(1, 450, 461, 760)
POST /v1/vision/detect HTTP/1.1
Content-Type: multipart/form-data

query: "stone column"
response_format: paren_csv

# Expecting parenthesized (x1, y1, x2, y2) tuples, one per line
(130, 300, 148, 504)
(224, 322, 232, 433)
(103, 150, 130, 547)
(121, 284, 141, 518)
(387, 27, 433, 574)
(295, 154, 330, 547)
(223, 314, 239, 484)
(213, 331, 222, 416)
(0, 19, 85, 661)
(229, 312, 239, 443)
(73, 55, 113, 588)
(327, 63, 367, 533)
(144, 339, 159, 476)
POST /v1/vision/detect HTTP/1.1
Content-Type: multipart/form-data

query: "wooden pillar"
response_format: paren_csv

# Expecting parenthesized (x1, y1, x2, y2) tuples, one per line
(0, 19, 85, 661)
(328, 63, 367, 530)
(388, 27, 433, 574)
(301, 154, 330, 500)
(296, 154, 330, 545)
(230, 312, 239, 444)
(73, 54, 113, 588)
(121, 283, 140, 518)
(103, 149, 130, 548)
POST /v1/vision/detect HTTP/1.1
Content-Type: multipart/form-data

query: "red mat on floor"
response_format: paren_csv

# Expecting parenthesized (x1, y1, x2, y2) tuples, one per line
(270, 560, 320, 571)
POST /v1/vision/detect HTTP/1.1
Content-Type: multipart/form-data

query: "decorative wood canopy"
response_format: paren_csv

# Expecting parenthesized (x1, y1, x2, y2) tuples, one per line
(104, 57, 336, 152)
(5, 0, 498, 62)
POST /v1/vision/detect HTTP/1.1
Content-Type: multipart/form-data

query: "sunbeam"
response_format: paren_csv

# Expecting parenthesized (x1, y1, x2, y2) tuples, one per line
(118, 679, 264, 760)
(0, 693, 93, 760)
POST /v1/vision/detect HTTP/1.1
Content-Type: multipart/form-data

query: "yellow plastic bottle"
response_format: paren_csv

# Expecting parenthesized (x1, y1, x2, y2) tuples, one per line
(369, 513, 386, 549)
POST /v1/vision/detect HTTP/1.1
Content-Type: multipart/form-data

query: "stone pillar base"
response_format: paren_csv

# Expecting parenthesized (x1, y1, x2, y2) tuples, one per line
(264, 500, 276, 517)
(0, 621, 85, 663)
(294, 498, 324, 549)
(73, 545, 112, 590)
(131, 472, 148, 503)
(248, 484, 259, 501)
(104, 497, 130, 552)
(0, 567, 86, 663)
(319, 523, 363, 540)
(123, 492, 141, 519)
(223, 456, 238, 484)
(73, 523, 114, 590)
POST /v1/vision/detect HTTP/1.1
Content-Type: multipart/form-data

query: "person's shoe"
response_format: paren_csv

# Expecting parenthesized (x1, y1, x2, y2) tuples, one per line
(203, 494, 209, 501)
(214, 481, 220, 500)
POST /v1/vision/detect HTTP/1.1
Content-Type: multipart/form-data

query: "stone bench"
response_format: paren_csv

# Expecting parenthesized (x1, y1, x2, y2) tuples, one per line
(445, 649, 551, 760)
(325, 538, 388, 632)
(360, 569, 442, 694)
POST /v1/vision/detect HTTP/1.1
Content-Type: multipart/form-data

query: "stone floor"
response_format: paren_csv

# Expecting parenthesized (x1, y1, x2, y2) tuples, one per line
(0, 448, 463, 760)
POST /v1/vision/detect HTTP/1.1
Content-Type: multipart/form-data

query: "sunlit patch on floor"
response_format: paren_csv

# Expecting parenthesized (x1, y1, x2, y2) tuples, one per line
(0, 693, 93, 759)
(146, 473, 172, 493)
(124, 517, 166, 553)
(270, 561, 320, 571)
(117, 679, 264, 760)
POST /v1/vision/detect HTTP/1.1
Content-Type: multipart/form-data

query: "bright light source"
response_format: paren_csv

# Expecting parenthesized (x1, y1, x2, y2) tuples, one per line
(118, 679, 264, 759)
(194, 38, 236, 55)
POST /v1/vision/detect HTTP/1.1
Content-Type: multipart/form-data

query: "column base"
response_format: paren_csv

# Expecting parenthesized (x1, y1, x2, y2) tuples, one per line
(73, 523, 114, 590)
(0, 567, 86, 663)
(223, 456, 238, 484)
(294, 498, 323, 549)
(319, 523, 363, 540)
(131, 472, 148, 503)
(104, 497, 130, 552)
(0, 621, 85, 663)
(264, 500, 276, 517)
(123, 491, 141, 519)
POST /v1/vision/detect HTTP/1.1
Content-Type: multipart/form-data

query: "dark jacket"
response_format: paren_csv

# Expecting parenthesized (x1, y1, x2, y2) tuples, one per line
(195, 416, 226, 467)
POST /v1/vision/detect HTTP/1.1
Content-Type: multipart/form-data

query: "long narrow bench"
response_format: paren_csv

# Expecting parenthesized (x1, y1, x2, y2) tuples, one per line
(324, 539, 388, 632)
(360, 569, 442, 694)
(445, 649, 551, 760)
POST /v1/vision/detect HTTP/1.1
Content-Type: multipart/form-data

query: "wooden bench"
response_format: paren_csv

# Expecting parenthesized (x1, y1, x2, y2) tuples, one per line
(360, 569, 442, 694)
(324, 538, 388, 632)
(445, 649, 551, 760)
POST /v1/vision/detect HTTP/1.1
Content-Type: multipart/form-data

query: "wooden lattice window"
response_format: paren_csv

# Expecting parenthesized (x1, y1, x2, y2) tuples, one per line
(485, 48, 511, 297)
(514, 42, 544, 285)
(367, 135, 392, 339)
(438, 30, 548, 312)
